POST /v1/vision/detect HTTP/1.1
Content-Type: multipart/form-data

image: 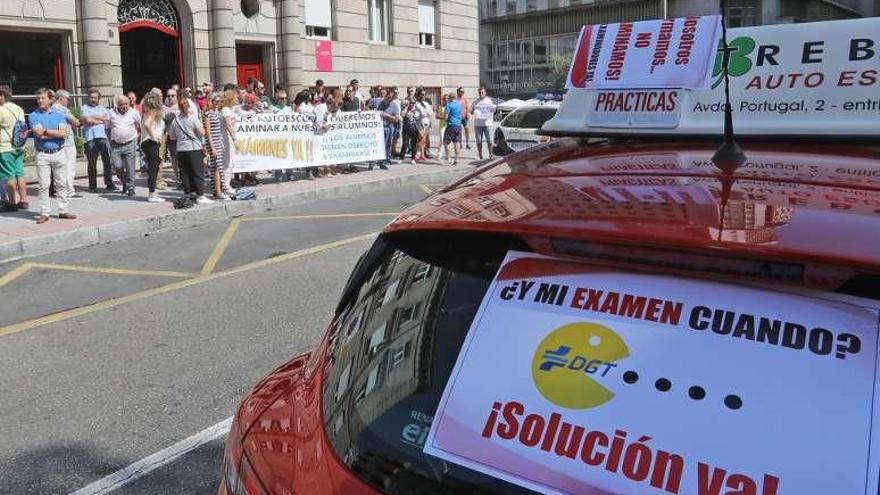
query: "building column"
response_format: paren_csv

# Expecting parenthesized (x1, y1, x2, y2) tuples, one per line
(279, 0, 303, 94)
(80, 0, 115, 94)
(211, 0, 238, 85)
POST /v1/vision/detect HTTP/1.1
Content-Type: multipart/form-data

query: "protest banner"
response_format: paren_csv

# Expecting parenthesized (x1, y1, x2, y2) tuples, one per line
(424, 251, 880, 495)
(230, 110, 385, 172)
(566, 16, 721, 91)
(547, 17, 880, 136)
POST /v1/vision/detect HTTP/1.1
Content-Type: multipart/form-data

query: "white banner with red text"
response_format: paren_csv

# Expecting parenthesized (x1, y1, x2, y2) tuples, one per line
(566, 16, 721, 91)
(424, 251, 880, 495)
(547, 17, 880, 136)
(230, 111, 386, 172)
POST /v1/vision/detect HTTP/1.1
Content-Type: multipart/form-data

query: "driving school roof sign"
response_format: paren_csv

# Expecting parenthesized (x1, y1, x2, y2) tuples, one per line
(567, 16, 721, 90)
(547, 17, 880, 137)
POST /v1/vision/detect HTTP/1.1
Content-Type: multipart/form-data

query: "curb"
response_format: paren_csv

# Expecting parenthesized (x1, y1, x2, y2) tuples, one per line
(0, 166, 469, 263)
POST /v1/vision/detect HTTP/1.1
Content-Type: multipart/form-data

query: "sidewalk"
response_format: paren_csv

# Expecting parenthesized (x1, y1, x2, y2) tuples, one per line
(0, 149, 484, 262)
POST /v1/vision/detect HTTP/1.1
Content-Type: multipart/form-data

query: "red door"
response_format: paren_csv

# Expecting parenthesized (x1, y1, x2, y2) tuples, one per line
(236, 44, 264, 88)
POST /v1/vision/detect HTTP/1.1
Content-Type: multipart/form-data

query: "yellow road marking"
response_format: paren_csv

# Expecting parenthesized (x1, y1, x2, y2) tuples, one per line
(0, 232, 376, 338)
(200, 218, 241, 275)
(419, 184, 434, 194)
(243, 212, 399, 222)
(29, 263, 195, 278)
(0, 263, 33, 289)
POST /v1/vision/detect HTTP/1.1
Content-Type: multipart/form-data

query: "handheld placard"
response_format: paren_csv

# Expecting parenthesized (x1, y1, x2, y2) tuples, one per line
(711, 0, 747, 172)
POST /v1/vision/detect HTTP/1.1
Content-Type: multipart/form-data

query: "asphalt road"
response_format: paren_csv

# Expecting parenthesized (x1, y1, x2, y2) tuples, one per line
(0, 184, 432, 494)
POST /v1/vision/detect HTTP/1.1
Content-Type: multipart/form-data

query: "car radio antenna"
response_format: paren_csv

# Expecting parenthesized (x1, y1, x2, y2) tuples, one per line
(712, 0, 746, 173)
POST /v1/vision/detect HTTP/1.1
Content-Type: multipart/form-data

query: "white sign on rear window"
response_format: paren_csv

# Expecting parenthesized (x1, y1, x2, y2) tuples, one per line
(424, 251, 880, 495)
(546, 17, 880, 137)
(566, 16, 721, 90)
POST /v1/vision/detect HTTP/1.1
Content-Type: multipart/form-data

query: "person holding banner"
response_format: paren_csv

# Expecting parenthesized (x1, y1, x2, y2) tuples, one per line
(341, 87, 359, 112)
(293, 89, 322, 179)
(203, 92, 230, 199)
(220, 89, 245, 189)
(168, 95, 211, 204)
(377, 90, 400, 170)
(272, 88, 288, 113)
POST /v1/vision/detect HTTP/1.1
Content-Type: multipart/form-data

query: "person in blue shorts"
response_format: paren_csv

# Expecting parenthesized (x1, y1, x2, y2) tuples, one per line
(443, 92, 463, 166)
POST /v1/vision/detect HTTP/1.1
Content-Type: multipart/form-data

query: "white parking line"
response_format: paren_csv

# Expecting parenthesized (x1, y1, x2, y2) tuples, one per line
(69, 417, 233, 495)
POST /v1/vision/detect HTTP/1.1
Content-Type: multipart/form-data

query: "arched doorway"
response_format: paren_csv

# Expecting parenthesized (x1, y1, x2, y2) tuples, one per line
(118, 0, 184, 97)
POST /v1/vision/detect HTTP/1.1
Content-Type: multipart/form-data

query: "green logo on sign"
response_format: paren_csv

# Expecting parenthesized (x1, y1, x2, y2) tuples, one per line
(713, 36, 756, 88)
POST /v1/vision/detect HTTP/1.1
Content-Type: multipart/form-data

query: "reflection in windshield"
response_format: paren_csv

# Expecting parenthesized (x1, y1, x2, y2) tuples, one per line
(322, 246, 538, 494)
(402, 173, 797, 246)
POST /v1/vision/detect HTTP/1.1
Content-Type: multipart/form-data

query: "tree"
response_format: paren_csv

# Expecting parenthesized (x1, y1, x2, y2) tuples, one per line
(548, 54, 572, 91)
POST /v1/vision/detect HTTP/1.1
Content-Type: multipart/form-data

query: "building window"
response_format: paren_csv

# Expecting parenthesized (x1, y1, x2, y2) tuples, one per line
(522, 40, 534, 66)
(418, 0, 436, 48)
(526, 0, 537, 12)
(369, 0, 390, 43)
(505, 0, 516, 15)
(306, 25, 331, 38)
(305, 0, 333, 38)
(412, 264, 431, 283)
(381, 279, 400, 306)
(367, 323, 387, 356)
(534, 38, 547, 65)
(400, 302, 423, 325)
(496, 42, 509, 66)
(118, 0, 180, 30)
(726, 0, 759, 27)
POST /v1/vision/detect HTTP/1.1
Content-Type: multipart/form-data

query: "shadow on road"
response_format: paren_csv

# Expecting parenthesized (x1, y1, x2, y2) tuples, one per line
(0, 442, 125, 494)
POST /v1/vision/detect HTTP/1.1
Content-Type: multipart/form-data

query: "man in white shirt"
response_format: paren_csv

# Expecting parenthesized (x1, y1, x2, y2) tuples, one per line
(471, 86, 497, 160)
(52, 90, 81, 197)
(107, 94, 141, 197)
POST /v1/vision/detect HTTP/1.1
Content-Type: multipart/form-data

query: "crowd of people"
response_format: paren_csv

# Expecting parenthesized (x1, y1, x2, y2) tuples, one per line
(0, 79, 496, 224)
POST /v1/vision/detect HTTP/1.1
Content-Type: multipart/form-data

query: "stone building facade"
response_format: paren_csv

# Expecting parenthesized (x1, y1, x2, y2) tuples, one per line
(0, 0, 479, 102)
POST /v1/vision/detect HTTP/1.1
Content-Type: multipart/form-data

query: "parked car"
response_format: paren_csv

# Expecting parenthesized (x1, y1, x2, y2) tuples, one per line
(218, 135, 880, 495)
(492, 98, 527, 123)
(492, 103, 559, 156)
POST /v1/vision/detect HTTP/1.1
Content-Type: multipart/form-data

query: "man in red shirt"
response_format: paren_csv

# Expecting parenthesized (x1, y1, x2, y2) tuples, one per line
(456, 87, 471, 150)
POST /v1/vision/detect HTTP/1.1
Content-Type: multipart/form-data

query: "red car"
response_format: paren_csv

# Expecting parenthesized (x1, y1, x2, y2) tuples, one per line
(219, 138, 880, 495)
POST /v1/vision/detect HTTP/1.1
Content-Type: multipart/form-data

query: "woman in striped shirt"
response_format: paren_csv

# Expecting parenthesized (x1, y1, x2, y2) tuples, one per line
(203, 92, 228, 199)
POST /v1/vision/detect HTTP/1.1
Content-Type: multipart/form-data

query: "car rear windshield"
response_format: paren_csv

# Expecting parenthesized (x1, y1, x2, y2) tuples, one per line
(322, 231, 539, 495)
(321, 230, 880, 494)
(503, 107, 556, 129)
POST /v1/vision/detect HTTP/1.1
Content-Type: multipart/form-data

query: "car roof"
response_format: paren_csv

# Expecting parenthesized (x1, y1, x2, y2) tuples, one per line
(508, 102, 561, 112)
(386, 138, 880, 270)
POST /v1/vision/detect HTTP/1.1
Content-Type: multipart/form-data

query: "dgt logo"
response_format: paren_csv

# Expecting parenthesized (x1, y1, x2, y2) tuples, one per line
(539, 345, 618, 376)
(531, 322, 629, 409)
